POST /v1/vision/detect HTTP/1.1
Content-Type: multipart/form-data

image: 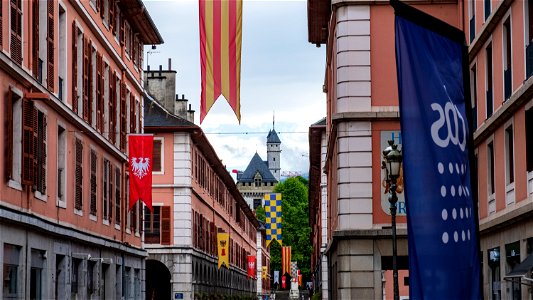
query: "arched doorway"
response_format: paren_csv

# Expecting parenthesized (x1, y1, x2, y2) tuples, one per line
(146, 259, 171, 300)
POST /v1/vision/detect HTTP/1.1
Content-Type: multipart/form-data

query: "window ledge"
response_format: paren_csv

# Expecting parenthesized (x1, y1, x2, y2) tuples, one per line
(7, 180, 22, 191)
(56, 199, 67, 208)
(34, 191, 47, 202)
(103, 219, 110, 226)
(74, 209, 83, 216)
(90, 214, 97, 221)
(115, 224, 121, 230)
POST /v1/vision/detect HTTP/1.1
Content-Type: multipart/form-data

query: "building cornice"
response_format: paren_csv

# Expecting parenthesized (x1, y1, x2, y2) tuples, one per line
(479, 197, 533, 234)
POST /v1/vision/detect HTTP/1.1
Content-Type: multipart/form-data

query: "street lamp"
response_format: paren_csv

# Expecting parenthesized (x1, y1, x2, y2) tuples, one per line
(382, 139, 402, 300)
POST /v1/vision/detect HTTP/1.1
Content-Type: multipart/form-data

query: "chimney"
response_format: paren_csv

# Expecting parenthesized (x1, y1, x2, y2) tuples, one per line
(187, 103, 195, 123)
(159, 65, 162, 77)
(168, 58, 172, 71)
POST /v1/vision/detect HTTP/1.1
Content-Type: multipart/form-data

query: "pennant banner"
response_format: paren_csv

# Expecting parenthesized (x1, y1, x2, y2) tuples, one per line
(281, 275, 286, 289)
(247, 255, 256, 279)
(393, 1, 481, 298)
(217, 233, 229, 269)
(298, 274, 302, 287)
(265, 193, 282, 247)
(128, 134, 153, 211)
(274, 270, 280, 284)
(282, 246, 291, 276)
(199, 0, 242, 123)
(290, 261, 298, 278)
(262, 266, 267, 280)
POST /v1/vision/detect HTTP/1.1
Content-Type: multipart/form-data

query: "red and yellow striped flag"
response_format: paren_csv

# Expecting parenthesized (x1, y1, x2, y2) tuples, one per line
(199, 0, 242, 123)
(282, 246, 291, 276)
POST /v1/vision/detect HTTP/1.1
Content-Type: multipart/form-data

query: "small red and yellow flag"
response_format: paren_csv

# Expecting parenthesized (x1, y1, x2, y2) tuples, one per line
(262, 266, 268, 280)
(199, 0, 242, 123)
(217, 232, 229, 269)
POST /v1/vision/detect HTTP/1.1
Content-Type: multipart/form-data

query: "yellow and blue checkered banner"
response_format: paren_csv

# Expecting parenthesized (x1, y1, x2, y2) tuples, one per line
(264, 193, 282, 247)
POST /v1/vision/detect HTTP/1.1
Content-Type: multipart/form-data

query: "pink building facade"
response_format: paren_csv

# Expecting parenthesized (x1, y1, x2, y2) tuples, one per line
(143, 69, 266, 300)
(0, 0, 162, 298)
(307, 1, 460, 299)
(466, 0, 533, 298)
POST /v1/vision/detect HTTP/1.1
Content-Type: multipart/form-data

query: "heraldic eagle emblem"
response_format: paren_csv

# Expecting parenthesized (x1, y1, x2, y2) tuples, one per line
(131, 157, 150, 179)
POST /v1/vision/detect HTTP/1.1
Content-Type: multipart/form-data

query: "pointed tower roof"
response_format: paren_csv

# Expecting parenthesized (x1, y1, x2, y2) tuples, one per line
(266, 129, 281, 144)
(238, 153, 277, 183)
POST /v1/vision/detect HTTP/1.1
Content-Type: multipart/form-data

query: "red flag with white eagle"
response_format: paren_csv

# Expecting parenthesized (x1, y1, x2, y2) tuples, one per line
(247, 255, 256, 279)
(128, 134, 153, 211)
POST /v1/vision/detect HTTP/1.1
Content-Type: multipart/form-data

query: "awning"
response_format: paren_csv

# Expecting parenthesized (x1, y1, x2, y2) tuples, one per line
(505, 254, 533, 279)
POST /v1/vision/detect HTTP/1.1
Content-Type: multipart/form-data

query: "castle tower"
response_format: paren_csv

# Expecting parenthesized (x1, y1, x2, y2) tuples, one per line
(266, 122, 281, 181)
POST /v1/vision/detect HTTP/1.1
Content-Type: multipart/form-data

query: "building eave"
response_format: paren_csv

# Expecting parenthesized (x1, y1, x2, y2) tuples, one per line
(120, 0, 164, 44)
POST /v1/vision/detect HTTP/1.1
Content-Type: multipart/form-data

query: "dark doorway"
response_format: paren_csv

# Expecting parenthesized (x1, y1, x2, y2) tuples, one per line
(146, 260, 171, 300)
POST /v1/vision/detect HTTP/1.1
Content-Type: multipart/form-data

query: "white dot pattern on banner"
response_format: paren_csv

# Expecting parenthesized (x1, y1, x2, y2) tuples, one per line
(442, 232, 449, 244)
(438, 163, 444, 174)
(442, 209, 448, 221)
(440, 160, 473, 245)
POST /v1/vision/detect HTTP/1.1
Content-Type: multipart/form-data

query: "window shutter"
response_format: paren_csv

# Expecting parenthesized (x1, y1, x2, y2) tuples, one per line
(83, 38, 89, 121)
(109, 70, 116, 144)
(90, 150, 97, 215)
(161, 206, 171, 245)
(99, 0, 104, 19)
(103, 159, 108, 220)
(10, 0, 22, 65)
(109, 1, 115, 34)
(109, 164, 113, 223)
(37, 113, 47, 193)
(32, 0, 39, 78)
(129, 93, 134, 133)
(152, 140, 161, 172)
(132, 37, 137, 66)
(6, 89, 13, 180)
(75, 138, 83, 210)
(119, 13, 125, 45)
(96, 53, 103, 132)
(22, 99, 36, 186)
(72, 22, 78, 114)
(120, 83, 126, 151)
(87, 45, 93, 125)
(115, 168, 121, 225)
(47, 0, 54, 90)
(131, 202, 137, 232)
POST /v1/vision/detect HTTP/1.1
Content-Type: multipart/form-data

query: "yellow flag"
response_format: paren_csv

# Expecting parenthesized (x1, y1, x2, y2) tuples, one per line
(262, 266, 267, 279)
(217, 233, 229, 269)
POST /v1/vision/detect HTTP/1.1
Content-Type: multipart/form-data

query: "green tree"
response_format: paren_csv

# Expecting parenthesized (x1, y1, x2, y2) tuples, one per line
(269, 176, 312, 285)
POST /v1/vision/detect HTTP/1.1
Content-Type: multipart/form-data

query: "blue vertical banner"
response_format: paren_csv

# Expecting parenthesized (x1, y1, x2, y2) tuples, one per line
(393, 1, 481, 299)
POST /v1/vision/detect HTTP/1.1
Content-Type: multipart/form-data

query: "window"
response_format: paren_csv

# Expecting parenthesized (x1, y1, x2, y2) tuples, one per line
(527, 108, 533, 174)
(46, 0, 54, 91)
(103, 159, 112, 222)
(75, 138, 83, 211)
(487, 140, 495, 213)
(486, 43, 493, 118)
(527, 0, 533, 78)
(72, 23, 83, 115)
(134, 269, 140, 299)
(503, 17, 512, 100)
(90, 149, 97, 216)
(10, 0, 23, 65)
(505, 124, 514, 185)
(469, 0, 475, 42)
(104, 63, 110, 137)
(58, 4, 66, 101)
(55, 255, 66, 299)
(71, 258, 81, 298)
(115, 264, 122, 299)
(470, 64, 478, 130)
(124, 267, 131, 299)
(57, 125, 66, 206)
(144, 206, 161, 243)
(87, 260, 96, 296)
(91, 45, 97, 126)
(115, 167, 121, 226)
(35, 109, 47, 195)
(30, 249, 45, 300)
(3, 244, 21, 299)
(153, 138, 163, 173)
(484, 0, 491, 20)
(6, 88, 23, 187)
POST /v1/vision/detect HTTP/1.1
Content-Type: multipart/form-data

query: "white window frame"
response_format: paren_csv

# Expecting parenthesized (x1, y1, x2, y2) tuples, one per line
(58, 2, 67, 101)
(33, 102, 48, 202)
(487, 136, 496, 214)
(504, 119, 515, 206)
(153, 137, 164, 175)
(57, 121, 67, 208)
(8, 86, 23, 191)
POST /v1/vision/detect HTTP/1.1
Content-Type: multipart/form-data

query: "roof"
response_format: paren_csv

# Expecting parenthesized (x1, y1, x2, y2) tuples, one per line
(505, 254, 533, 278)
(238, 153, 278, 183)
(307, 0, 331, 45)
(266, 129, 281, 144)
(120, 0, 164, 44)
(143, 96, 195, 128)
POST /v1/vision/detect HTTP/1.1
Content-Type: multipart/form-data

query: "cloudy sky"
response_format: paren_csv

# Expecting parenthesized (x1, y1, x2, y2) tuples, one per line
(144, 0, 326, 177)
